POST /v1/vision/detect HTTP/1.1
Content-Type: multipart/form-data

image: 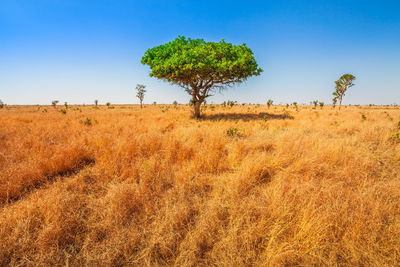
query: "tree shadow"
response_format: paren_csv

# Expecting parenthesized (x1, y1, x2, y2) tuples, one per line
(199, 112, 294, 121)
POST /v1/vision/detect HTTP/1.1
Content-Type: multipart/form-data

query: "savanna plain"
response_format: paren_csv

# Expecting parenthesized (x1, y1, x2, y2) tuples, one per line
(1, 104, 400, 266)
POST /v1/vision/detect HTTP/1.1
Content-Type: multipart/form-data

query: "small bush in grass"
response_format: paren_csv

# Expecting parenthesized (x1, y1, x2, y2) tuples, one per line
(361, 114, 367, 121)
(80, 117, 97, 126)
(60, 109, 67, 115)
(226, 127, 240, 137)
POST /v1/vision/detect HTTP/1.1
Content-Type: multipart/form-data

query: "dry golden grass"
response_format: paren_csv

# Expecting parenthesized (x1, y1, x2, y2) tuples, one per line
(1, 104, 400, 266)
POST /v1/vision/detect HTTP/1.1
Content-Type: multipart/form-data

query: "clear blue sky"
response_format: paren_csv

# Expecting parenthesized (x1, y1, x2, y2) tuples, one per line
(1, 0, 399, 105)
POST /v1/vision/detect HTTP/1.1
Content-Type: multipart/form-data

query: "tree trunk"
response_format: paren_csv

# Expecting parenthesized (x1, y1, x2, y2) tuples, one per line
(140, 101, 143, 109)
(193, 101, 201, 118)
(339, 97, 342, 110)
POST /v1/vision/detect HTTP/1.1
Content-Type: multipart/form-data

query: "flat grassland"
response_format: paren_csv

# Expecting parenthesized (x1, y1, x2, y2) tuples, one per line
(1, 104, 400, 266)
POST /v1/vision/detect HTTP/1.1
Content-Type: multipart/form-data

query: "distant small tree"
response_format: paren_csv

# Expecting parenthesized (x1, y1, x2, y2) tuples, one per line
(135, 84, 146, 108)
(319, 102, 324, 109)
(267, 99, 273, 109)
(94, 100, 98, 107)
(333, 74, 356, 109)
(222, 101, 227, 107)
(227, 100, 237, 108)
(0, 100, 4, 109)
(313, 100, 318, 109)
(153, 101, 157, 106)
(292, 102, 298, 110)
(52, 100, 59, 108)
(173, 100, 178, 106)
(106, 102, 111, 107)
(64, 102, 68, 109)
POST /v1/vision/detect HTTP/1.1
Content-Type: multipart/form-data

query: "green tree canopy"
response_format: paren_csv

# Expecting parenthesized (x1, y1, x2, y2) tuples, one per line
(141, 36, 263, 117)
(333, 74, 356, 109)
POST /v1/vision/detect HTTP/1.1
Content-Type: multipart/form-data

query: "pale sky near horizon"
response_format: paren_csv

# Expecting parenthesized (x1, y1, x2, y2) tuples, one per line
(1, 0, 399, 105)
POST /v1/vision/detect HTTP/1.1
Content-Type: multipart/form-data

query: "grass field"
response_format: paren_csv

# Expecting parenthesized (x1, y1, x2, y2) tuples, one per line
(1, 104, 400, 266)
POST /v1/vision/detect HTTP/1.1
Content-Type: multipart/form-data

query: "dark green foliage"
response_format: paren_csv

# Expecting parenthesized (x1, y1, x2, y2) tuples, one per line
(141, 36, 262, 117)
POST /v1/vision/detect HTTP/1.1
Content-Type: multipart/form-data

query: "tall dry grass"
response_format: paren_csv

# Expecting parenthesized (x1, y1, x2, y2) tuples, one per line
(0, 104, 400, 266)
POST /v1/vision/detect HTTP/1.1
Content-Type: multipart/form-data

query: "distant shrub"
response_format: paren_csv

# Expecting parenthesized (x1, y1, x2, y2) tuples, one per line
(319, 102, 324, 109)
(283, 110, 291, 117)
(51, 100, 59, 108)
(80, 117, 97, 126)
(263, 114, 269, 122)
(60, 109, 67, 115)
(227, 100, 237, 108)
(226, 127, 240, 137)
(210, 105, 216, 111)
(42, 109, 48, 113)
(361, 114, 367, 121)
(0, 100, 4, 108)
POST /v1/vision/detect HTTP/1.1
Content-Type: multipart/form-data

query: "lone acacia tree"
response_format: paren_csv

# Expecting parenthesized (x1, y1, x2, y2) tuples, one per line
(333, 74, 356, 109)
(141, 36, 263, 118)
(135, 84, 146, 108)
